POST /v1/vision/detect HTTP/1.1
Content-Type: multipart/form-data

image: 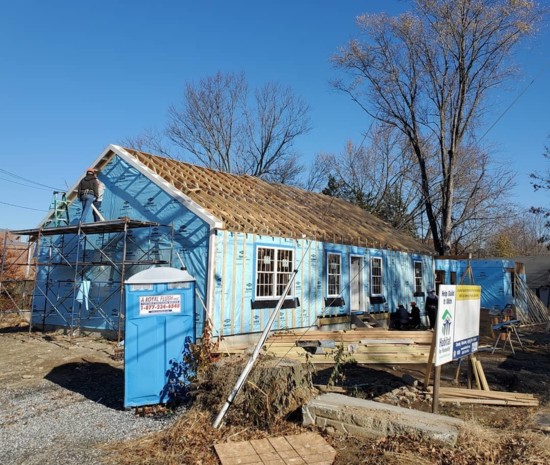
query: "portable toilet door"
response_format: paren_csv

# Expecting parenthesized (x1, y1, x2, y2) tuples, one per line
(124, 267, 195, 408)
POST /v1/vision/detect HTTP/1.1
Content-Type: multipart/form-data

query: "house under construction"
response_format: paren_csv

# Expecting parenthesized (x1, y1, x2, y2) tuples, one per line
(2, 144, 447, 341)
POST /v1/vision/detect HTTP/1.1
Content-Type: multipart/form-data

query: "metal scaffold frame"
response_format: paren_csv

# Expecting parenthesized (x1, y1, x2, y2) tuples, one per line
(1, 219, 175, 340)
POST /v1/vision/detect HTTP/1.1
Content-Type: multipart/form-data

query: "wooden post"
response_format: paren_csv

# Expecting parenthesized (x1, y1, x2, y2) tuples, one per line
(467, 357, 473, 389)
(470, 355, 481, 390)
(432, 365, 441, 413)
(476, 359, 490, 391)
(453, 357, 462, 384)
(423, 329, 437, 388)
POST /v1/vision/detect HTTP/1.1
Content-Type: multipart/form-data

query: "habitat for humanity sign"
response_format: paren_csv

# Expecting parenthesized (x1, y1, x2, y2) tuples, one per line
(139, 294, 182, 315)
(435, 284, 481, 366)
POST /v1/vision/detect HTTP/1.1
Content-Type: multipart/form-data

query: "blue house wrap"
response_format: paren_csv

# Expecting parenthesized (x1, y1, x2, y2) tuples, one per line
(434, 259, 526, 310)
(29, 145, 436, 339)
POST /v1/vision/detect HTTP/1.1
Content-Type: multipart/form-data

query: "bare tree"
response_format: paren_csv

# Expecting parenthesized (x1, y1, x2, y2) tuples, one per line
(484, 208, 550, 257)
(444, 146, 516, 254)
(162, 72, 310, 184)
(316, 125, 425, 233)
(302, 154, 329, 192)
(167, 72, 247, 173)
(531, 141, 550, 193)
(332, 0, 540, 255)
(243, 83, 310, 182)
(530, 138, 550, 248)
(121, 127, 171, 156)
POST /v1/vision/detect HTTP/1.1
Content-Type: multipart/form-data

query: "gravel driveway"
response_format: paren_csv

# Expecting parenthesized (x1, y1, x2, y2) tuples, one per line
(0, 330, 175, 465)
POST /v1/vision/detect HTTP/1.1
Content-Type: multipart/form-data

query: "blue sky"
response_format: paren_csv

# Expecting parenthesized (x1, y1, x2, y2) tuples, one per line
(0, 0, 548, 231)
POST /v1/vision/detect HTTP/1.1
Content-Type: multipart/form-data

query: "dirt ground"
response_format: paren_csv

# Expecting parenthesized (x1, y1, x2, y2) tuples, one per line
(1, 317, 550, 464)
(0, 322, 123, 397)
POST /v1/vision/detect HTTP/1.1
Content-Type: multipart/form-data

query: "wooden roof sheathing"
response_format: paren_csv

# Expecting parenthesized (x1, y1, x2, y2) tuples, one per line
(122, 147, 432, 254)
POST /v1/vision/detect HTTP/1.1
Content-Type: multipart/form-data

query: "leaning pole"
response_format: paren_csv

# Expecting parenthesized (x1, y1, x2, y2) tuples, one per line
(212, 269, 298, 429)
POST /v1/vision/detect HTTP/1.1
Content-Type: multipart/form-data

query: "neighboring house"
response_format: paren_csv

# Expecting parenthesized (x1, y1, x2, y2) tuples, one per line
(0, 230, 33, 281)
(0, 230, 34, 316)
(20, 145, 436, 339)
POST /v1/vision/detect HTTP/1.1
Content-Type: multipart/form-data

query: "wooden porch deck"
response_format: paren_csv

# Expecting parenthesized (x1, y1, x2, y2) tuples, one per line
(216, 328, 434, 365)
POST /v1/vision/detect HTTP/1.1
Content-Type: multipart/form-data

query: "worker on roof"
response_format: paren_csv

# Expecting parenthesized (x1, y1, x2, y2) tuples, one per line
(78, 168, 99, 223)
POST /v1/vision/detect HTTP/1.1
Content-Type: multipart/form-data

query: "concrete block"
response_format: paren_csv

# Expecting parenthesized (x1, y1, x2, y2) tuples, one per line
(302, 393, 463, 446)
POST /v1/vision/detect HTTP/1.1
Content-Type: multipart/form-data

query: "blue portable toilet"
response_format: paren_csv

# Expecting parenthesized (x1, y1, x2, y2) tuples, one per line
(124, 267, 195, 408)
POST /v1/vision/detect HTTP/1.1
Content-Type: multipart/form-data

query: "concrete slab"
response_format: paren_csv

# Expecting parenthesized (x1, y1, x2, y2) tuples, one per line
(531, 409, 550, 433)
(214, 432, 336, 465)
(302, 393, 463, 445)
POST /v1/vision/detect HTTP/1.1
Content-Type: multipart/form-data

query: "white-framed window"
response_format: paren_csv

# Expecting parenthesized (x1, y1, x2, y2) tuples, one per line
(255, 246, 294, 299)
(414, 261, 423, 294)
(371, 257, 383, 295)
(327, 253, 342, 297)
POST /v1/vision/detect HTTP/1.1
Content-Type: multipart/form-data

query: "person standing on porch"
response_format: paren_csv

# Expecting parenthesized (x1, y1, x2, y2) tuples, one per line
(426, 289, 438, 330)
(410, 301, 421, 328)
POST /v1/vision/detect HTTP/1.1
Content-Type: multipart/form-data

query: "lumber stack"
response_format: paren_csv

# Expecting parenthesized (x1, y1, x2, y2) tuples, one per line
(267, 328, 434, 344)
(211, 329, 433, 364)
(262, 341, 430, 364)
(428, 386, 539, 407)
(261, 328, 433, 365)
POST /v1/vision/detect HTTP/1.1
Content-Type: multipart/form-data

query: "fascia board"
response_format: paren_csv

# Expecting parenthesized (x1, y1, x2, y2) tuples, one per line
(112, 145, 223, 229)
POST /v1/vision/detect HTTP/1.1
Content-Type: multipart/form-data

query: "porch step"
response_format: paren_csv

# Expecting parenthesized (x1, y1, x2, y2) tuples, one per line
(351, 312, 383, 328)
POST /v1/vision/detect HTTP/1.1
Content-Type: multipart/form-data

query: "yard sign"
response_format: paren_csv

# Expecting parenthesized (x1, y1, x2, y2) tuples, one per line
(435, 284, 481, 366)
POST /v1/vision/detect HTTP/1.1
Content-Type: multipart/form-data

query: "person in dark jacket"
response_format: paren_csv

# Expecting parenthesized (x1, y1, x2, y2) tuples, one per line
(78, 168, 99, 223)
(426, 289, 439, 330)
(409, 301, 421, 328)
(394, 304, 411, 330)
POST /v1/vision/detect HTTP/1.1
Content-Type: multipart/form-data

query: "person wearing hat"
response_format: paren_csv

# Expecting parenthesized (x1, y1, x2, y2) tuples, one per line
(78, 168, 99, 223)
(425, 289, 438, 330)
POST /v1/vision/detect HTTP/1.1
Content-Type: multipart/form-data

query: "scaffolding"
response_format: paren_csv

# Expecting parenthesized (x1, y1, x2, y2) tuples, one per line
(1, 218, 175, 341)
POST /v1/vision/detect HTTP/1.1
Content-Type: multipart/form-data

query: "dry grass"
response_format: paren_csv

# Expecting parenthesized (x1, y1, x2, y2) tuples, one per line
(105, 341, 550, 465)
(328, 420, 550, 465)
(105, 407, 308, 465)
(0, 312, 27, 329)
(107, 411, 550, 465)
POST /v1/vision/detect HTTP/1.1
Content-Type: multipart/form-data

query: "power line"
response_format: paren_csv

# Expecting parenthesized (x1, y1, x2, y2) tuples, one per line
(0, 200, 49, 212)
(0, 168, 64, 191)
(0, 175, 56, 192)
(479, 62, 549, 142)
